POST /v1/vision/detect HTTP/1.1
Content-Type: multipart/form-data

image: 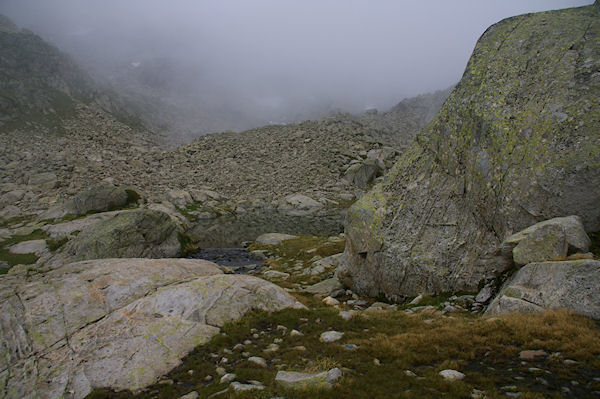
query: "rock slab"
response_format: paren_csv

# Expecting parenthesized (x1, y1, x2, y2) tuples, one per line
(486, 260, 600, 319)
(0, 258, 304, 399)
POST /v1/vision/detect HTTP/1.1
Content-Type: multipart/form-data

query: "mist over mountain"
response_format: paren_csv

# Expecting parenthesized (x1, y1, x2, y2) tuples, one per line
(0, 0, 592, 141)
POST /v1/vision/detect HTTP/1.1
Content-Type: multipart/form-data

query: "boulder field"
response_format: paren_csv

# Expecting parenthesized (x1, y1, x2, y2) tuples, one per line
(338, 3, 600, 301)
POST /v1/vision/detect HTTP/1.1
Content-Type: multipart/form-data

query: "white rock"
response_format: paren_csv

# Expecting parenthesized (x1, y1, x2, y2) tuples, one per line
(320, 331, 344, 343)
(220, 373, 236, 384)
(248, 356, 267, 368)
(339, 310, 356, 321)
(179, 391, 199, 399)
(439, 369, 465, 381)
(230, 381, 264, 391)
(323, 296, 340, 306)
(290, 329, 304, 337)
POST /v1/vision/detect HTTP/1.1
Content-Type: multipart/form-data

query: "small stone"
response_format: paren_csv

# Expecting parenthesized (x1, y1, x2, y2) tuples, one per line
(404, 370, 417, 377)
(323, 296, 340, 306)
(373, 359, 381, 366)
(179, 391, 199, 399)
(274, 338, 283, 343)
(409, 294, 424, 305)
(204, 375, 213, 382)
(519, 350, 547, 361)
(233, 343, 244, 350)
(230, 381, 264, 391)
(220, 373, 236, 384)
(339, 310, 356, 321)
(215, 367, 226, 376)
(293, 346, 307, 351)
(290, 329, 303, 337)
(563, 359, 578, 365)
(264, 343, 280, 353)
(439, 369, 465, 381)
(320, 331, 344, 343)
(249, 356, 268, 368)
(243, 340, 252, 345)
(471, 388, 485, 399)
(343, 344, 358, 351)
(275, 368, 342, 390)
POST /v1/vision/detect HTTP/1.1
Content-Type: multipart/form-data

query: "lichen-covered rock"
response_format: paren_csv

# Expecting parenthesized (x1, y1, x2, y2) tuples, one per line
(47, 209, 180, 266)
(485, 260, 600, 319)
(41, 184, 132, 219)
(503, 215, 591, 256)
(275, 368, 342, 390)
(339, 4, 600, 300)
(0, 258, 304, 399)
(343, 159, 382, 189)
(512, 224, 568, 266)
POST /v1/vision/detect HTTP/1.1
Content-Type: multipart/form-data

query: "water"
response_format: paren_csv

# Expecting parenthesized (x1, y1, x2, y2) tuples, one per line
(186, 209, 345, 273)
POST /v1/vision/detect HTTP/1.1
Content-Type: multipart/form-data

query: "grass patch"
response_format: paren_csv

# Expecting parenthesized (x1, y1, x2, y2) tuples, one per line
(86, 302, 600, 399)
(178, 232, 198, 257)
(46, 236, 68, 251)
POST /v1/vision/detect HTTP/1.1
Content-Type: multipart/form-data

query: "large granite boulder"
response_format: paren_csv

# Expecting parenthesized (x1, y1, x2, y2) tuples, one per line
(338, 4, 600, 300)
(0, 258, 304, 398)
(485, 260, 600, 319)
(40, 184, 133, 220)
(46, 209, 180, 267)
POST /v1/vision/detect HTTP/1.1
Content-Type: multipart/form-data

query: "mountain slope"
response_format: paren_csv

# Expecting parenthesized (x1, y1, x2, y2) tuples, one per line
(338, 3, 600, 300)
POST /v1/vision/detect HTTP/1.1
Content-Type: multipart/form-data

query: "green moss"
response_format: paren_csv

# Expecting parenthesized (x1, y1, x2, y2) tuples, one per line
(125, 189, 141, 205)
(46, 237, 68, 251)
(178, 232, 197, 257)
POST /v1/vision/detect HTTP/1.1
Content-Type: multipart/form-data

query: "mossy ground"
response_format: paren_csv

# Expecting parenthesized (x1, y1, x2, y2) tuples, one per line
(87, 303, 600, 399)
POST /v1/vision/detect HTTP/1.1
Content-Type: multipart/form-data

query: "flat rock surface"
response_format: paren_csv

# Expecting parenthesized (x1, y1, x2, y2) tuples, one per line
(0, 258, 304, 399)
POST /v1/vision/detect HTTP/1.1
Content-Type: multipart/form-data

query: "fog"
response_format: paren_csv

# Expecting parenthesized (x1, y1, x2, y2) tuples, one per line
(0, 0, 593, 136)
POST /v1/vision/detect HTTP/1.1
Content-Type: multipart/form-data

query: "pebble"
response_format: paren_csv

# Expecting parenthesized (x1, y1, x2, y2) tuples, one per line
(215, 367, 226, 376)
(290, 329, 303, 337)
(220, 373, 236, 384)
(404, 370, 417, 377)
(343, 344, 358, 351)
(373, 359, 381, 366)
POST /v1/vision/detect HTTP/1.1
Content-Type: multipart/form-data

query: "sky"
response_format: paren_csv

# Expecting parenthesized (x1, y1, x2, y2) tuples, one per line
(0, 0, 593, 114)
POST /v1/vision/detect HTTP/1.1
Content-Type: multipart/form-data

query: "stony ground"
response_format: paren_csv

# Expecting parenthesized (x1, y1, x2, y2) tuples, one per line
(85, 235, 600, 399)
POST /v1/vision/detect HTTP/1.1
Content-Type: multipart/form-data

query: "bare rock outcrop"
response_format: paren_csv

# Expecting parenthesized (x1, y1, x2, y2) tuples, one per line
(0, 258, 304, 398)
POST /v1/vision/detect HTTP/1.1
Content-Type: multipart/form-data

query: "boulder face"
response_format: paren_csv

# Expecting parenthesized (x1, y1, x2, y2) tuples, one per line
(485, 260, 600, 319)
(338, 4, 600, 300)
(0, 258, 304, 399)
(47, 209, 181, 266)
